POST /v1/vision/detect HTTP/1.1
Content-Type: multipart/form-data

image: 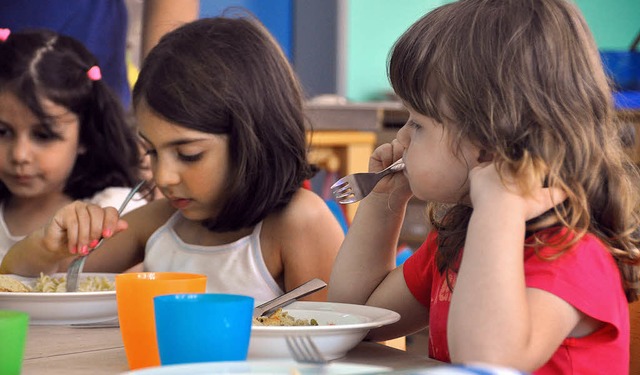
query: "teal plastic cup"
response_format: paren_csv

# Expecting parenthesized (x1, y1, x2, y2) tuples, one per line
(0, 310, 29, 375)
(154, 293, 254, 365)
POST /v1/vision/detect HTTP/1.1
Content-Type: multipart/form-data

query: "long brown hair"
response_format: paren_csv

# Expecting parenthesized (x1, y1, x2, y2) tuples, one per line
(133, 17, 315, 231)
(389, 0, 640, 301)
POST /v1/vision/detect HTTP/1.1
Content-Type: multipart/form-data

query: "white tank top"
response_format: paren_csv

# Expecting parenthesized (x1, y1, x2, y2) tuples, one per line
(144, 212, 284, 305)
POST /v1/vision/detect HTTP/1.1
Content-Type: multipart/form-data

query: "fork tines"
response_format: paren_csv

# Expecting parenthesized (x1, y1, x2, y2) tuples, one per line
(285, 335, 327, 364)
(330, 179, 356, 204)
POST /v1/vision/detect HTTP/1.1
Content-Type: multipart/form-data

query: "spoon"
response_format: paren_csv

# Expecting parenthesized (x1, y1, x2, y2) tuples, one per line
(253, 278, 327, 318)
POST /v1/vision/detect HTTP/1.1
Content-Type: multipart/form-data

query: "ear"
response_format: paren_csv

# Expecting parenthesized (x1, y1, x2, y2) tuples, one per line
(78, 144, 87, 155)
(477, 149, 494, 163)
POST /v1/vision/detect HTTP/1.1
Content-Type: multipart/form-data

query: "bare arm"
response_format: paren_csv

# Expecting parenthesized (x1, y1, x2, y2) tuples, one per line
(0, 201, 126, 276)
(80, 200, 175, 273)
(141, 0, 199, 59)
(270, 189, 344, 302)
(448, 163, 579, 370)
(328, 141, 428, 339)
(328, 192, 407, 304)
(0, 226, 66, 276)
(0, 199, 172, 276)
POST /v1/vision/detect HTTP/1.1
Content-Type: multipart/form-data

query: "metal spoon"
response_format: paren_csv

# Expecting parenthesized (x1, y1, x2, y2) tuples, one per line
(253, 278, 327, 318)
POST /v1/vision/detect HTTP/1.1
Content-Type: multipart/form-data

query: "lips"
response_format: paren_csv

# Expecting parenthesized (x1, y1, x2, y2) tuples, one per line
(169, 198, 191, 209)
(10, 174, 36, 184)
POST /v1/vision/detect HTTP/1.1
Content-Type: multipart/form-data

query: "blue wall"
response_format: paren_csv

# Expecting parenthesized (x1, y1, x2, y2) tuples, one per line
(199, 0, 293, 60)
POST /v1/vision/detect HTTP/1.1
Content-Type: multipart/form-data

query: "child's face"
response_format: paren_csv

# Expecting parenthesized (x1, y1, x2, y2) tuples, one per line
(396, 107, 479, 204)
(136, 103, 230, 222)
(0, 90, 82, 201)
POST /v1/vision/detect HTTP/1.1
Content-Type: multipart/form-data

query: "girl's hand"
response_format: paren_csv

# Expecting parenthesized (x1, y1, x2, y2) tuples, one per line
(369, 139, 412, 202)
(42, 201, 129, 257)
(469, 163, 566, 221)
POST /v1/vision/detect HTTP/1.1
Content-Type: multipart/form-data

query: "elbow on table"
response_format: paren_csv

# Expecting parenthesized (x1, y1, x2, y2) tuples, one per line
(448, 343, 542, 373)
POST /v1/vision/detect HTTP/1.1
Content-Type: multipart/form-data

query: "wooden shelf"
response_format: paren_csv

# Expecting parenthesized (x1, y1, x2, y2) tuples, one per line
(307, 131, 377, 223)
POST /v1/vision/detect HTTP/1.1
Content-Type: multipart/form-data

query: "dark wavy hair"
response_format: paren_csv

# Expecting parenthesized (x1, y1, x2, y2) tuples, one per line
(133, 16, 315, 231)
(389, 0, 640, 301)
(0, 29, 140, 200)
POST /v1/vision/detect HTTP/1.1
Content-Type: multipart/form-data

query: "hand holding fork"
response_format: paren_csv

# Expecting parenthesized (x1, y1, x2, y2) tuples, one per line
(330, 158, 405, 204)
(65, 181, 145, 292)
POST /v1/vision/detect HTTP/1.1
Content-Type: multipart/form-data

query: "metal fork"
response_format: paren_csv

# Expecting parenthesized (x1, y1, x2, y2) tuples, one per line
(285, 335, 328, 365)
(330, 158, 405, 204)
(65, 181, 145, 292)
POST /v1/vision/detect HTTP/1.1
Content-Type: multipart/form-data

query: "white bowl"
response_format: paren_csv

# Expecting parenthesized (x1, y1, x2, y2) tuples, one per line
(249, 301, 400, 360)
(0, 273, 117, 325)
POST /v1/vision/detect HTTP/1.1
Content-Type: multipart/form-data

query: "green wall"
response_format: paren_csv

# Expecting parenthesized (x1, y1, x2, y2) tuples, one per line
(574, 0, 640, 49)
(346, 0, 640, 102)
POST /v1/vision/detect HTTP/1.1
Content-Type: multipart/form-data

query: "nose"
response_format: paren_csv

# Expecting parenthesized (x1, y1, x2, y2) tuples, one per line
(10, 135, 33, 165)
(151, 156, 180, 189)
(396, 122, 411, 148)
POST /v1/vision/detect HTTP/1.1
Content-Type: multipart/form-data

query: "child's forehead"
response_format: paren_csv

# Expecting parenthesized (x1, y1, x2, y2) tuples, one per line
(137, 121, 207, 142)
(135, 103, 189, 133)
(136, 113, 226, 149)
(400, 87, 450, 122)
(134, 99, 229, 146)
(0, 89, 76, 127)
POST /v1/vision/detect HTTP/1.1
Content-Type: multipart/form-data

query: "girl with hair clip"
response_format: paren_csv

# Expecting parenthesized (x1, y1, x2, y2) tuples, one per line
(0, 29, 145, 261)
(0, 17, 344, 303)
(328, 0, 640, 373)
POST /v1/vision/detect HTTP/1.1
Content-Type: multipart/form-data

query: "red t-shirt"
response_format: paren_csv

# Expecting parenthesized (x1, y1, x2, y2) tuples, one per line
(403, 229, 629, 374)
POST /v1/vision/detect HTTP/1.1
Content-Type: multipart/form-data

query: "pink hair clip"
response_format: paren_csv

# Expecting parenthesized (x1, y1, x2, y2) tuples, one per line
(87, 65, 102, 81)
(0, 28, 10, 42)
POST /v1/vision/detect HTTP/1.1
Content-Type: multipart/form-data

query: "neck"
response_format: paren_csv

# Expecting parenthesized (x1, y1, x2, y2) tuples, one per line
(3, 193, 74, 237)
(6, 192, 72, 212)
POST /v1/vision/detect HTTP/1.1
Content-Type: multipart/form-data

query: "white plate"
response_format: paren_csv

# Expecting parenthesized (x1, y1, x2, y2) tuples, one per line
(0, 273, 117, 325)
(249, 301, 400, 360)
(389, 364, 527, 374)
(120, 360, 390, 374)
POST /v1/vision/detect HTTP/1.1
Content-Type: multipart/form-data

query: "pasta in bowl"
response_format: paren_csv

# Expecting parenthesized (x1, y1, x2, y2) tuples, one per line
(0, 273, 117, 325)
(249, 301, 400, 360)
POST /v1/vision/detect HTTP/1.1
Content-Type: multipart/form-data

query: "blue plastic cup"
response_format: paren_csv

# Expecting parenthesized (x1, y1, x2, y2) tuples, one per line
(154, 293, 254, 365)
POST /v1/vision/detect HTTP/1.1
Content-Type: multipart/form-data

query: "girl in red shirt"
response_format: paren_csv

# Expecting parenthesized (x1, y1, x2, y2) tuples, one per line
(328, 0, 640, 373)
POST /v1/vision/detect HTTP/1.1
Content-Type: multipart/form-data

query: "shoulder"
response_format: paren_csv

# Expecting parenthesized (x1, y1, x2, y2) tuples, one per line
(267, 189, 336, 231)
(262, 188, 344, 254)
(524, 230, 627, 326)
(524, 230, 618, 275)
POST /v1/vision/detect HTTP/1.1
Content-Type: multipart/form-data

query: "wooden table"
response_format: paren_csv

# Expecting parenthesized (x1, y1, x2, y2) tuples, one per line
(23, 325, 442, 374)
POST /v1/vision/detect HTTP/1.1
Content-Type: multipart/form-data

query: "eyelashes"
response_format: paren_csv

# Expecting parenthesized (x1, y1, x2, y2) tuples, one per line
(178, 153, 203, 162)
(142, 148, 203, 163)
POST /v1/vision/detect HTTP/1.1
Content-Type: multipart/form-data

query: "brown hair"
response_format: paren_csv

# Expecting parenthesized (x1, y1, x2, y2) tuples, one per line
(133, 16, 315, 231)
(0, 29, 140, 200)
(389, 0, 640, 301)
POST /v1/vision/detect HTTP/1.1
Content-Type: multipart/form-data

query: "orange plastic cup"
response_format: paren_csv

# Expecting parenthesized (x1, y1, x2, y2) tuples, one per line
(116, 272, 207, 369)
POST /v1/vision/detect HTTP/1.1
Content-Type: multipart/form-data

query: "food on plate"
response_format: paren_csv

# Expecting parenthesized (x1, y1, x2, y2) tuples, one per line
(0, 273, 115, 293)
(0, 274, 31, 292)
(253, 308, 319, 326)
(32, 273, 115, 292)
